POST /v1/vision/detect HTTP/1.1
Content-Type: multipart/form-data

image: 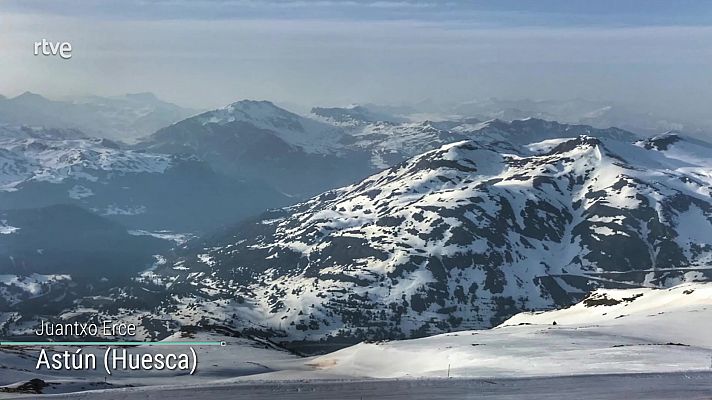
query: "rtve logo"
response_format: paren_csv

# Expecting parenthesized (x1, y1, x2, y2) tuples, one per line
(34, 39, 72, 59)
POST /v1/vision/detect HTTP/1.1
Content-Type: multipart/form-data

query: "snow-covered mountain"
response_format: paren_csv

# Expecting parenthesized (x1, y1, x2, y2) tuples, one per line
(0, 136, 172, 190)
(198, 100, 345, 153)
(0, 92, 198, 140)
(139, 100, 370, 196)
(0, 127, 291, 317)
(68, 128, 712, 351)
(0, 134, 289, 232)
(150, 100, 345, 154)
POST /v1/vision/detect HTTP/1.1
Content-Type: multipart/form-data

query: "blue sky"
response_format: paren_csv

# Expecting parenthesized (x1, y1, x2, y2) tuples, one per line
(1, 0, 710, 116)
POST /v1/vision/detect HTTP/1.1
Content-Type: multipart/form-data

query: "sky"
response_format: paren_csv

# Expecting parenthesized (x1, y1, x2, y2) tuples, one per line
(0, 0, 711, 117)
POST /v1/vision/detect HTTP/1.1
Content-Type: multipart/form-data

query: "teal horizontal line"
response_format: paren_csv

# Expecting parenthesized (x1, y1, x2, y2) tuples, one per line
(0, 341, 225, 346)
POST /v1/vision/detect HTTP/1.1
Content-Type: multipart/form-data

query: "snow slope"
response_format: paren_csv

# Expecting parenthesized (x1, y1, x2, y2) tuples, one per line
(309, 282, 712, 378)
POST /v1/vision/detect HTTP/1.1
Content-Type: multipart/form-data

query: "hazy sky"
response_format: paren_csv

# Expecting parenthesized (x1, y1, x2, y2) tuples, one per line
(1, 0, 711, 114)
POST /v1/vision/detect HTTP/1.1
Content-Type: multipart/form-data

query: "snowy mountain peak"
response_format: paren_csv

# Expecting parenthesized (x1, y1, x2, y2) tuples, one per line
(183, 99, 345, 154)
(196, 99, 290, 127)
(215, 99, 308, 131)
(226, 99, 285, 114)
(545, 135, 601, 154)
(640, 132, 682, 151)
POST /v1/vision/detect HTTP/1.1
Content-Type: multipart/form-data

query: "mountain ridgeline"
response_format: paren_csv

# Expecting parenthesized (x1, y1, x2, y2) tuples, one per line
(138, 101, 641, 198)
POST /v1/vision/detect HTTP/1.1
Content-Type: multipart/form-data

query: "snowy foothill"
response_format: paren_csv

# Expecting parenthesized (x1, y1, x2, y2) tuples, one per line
(307, 282, 712, 379)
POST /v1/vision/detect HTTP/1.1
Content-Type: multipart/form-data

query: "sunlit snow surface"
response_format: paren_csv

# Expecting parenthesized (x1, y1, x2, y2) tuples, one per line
(0, 274, 71, 304)
(313, 282, 712, 378)
(0, 137, 172, 191)
(0, 220, 19, 234)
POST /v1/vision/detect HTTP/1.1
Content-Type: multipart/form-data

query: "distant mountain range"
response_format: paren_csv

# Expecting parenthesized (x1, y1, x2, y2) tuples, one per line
(361, 97, 711, 138)
(0, 92, 198, 140)
(139, 100, 640, 198)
